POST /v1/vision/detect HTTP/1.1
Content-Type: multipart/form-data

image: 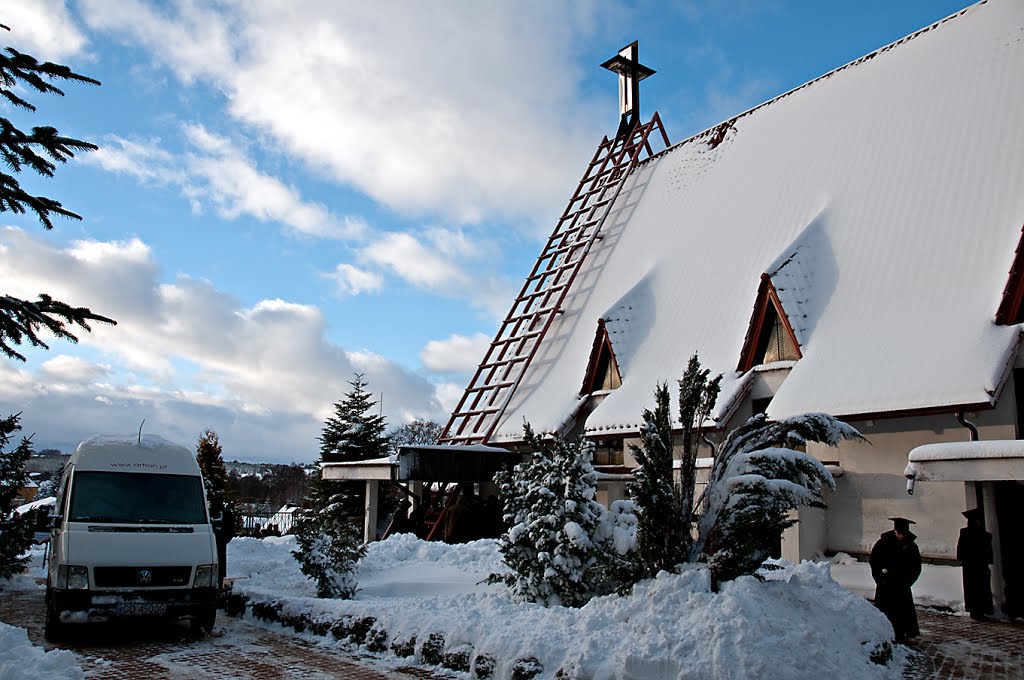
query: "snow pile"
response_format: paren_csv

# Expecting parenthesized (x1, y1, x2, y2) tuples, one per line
(0, 622, 84, 679)
(228, 535, 904, 679)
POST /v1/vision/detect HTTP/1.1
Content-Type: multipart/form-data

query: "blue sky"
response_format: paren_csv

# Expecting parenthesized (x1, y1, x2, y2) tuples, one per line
(0, 0, 972, 463)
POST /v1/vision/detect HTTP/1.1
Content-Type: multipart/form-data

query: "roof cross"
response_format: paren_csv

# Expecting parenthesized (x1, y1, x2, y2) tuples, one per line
(601, 41, 655, 139)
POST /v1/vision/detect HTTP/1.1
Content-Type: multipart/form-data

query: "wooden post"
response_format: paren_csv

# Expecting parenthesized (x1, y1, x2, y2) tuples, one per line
(364, 479, 379, 544)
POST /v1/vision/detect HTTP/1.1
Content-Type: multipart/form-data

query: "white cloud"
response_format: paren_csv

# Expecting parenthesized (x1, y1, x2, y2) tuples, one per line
(83, 129, 367, 240)
(78, 0, 607, 225)
(328, 264, 383, 297)
(420, 333, 491, 374)
(362, 231, 469, 291)
(2, 0, 89, 61)
(85, 136, 182, 184)
(0, 229, 448, 461)
(433, 381, 468, 417)
(39, 355, 110, 383)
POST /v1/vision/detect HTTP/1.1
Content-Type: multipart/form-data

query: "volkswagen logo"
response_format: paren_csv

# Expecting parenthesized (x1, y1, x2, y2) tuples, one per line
(137, 569, 153, 585)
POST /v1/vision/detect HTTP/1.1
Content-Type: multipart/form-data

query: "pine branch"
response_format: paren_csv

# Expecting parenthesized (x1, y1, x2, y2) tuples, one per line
(0, 294, 116, 361)
(1, 37, 100, 229)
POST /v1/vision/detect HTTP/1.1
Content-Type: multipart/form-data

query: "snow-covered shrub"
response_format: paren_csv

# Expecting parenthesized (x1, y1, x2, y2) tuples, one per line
(693, 412, 863, 589)
(625, 351, 861, 591)
(493, 423, 634, 606)
(292, 471, 365, 598)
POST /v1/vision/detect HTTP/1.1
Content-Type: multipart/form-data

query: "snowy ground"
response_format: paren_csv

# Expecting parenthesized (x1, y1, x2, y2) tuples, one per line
(2, 533, 972, 680)
(225, 534, 921, 679)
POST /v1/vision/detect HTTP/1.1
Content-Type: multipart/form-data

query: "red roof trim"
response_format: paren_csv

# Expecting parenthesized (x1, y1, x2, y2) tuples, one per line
(736, 273, 803, 373)
(995, 224, 1024, 325)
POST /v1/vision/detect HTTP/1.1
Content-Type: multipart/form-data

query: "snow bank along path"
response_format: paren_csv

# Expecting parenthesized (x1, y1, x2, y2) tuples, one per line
(227, 534, 904, 679)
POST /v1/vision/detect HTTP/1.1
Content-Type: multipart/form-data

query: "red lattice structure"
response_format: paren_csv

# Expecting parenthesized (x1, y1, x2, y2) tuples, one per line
(440, 115, 670, 445)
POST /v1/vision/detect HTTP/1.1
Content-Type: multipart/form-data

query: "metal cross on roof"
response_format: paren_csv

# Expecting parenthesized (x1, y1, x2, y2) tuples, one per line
(601, 40, 655, 139)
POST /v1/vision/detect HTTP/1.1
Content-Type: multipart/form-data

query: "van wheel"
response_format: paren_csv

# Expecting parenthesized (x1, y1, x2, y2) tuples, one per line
(191, 609, 216, 636)
(43, 589, 63, 642)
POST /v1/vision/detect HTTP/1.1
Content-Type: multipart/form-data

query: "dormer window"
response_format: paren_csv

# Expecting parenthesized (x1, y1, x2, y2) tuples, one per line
(737, 274, 803, 372)
(755, 303, 800, 364)
(582, 319, 622, 394)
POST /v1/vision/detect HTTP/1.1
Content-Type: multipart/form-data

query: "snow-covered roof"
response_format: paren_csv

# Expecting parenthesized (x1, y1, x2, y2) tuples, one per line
(905, 439, 1024, 483)
(490, 0, 1024, 440)
(908, 439, 1024, 462)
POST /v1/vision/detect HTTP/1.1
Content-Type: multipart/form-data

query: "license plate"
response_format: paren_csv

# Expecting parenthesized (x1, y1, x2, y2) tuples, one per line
(116, 602, 167, 616)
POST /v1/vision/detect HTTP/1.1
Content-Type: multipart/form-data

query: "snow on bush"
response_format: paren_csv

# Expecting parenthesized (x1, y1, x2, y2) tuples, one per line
(491, 424, 636, 607)
(226, 535, 903, 680)
(694, 413, 863, 588)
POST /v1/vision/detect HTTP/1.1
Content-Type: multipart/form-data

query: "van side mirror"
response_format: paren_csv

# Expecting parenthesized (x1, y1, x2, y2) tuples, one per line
(48, 514, 63, 531)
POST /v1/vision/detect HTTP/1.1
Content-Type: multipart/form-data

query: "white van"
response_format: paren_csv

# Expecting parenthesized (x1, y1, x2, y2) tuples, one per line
(45, 434, 219, 639)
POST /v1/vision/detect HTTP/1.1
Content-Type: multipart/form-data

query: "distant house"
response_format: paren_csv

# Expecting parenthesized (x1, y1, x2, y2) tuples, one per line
(438, 1, 1024, 615)
(14, 478, 38, 505)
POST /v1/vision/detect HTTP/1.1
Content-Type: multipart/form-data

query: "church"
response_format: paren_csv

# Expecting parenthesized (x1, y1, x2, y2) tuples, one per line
(435, 0, 1024, 615)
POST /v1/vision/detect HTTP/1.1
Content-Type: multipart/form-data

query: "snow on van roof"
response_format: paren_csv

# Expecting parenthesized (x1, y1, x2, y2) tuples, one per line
(70, 434, 200, 475)
(490, 0, 1024, 440)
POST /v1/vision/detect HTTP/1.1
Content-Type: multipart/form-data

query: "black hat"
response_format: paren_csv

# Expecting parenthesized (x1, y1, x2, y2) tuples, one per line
(889, 517, 915, 528)
(962, 508, 983, 519)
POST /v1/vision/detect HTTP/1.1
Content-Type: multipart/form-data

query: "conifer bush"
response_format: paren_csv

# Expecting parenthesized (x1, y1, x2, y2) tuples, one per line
(492, 423, 635, 607)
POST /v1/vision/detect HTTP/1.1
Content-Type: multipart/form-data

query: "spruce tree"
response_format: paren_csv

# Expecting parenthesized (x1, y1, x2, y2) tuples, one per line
(291, 464, 365, 599)
(492, 423, 623, 607)
(292, 374, 385, 599)
(318, 374, 388, 517)
(0, 413, 35, 579)
(0, 24, 114, 361)
(320, 374, 388, 463)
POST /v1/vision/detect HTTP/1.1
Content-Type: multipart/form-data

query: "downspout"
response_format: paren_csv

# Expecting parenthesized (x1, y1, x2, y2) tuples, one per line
(701, 431, 717, 458)
(956, 411, 980, 442)
(956, 411, 984, 515)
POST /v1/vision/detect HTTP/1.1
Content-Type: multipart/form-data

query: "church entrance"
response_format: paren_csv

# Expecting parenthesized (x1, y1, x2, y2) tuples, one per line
(995, 480, 1024, 619)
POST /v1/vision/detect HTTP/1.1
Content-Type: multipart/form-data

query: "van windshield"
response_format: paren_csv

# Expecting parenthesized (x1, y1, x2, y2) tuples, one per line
(69, 471, 207, 524)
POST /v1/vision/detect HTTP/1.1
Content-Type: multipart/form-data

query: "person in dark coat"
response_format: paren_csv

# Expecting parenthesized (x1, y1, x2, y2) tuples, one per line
(210, 499, 238, 588)
(870, 517, 922, 642)
(957, 508, 994, 619)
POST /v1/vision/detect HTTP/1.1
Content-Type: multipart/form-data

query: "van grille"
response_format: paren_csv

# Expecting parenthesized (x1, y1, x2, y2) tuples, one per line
(93, 566, 192, 588)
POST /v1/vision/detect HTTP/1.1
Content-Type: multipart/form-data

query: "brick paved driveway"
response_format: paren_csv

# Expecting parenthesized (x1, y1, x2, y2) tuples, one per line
(0, 588, 438, 679)
(903, 609, 1024, 680)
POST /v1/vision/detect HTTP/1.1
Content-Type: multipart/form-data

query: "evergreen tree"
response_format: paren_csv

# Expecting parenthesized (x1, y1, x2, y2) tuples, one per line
(320, 374, 388, 463)
(0, 413, 35, 579)
(627, 354, 720, 578)
(196, 429, 239, 584)
(492, 423, 630, 607)
(318, 374, 388, 518)
(692, 412, 863, 590)
(0, 24, 114, 361)
(291, 464, 365, 599)
(627, 382, 685, 577)
(676, 353, 721, 546)
(292, 374, 386, 599)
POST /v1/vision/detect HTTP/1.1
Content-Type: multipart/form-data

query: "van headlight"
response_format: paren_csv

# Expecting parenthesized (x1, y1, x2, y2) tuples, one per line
(193, 564, 216, 588)
(57, 565, 90, 590)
